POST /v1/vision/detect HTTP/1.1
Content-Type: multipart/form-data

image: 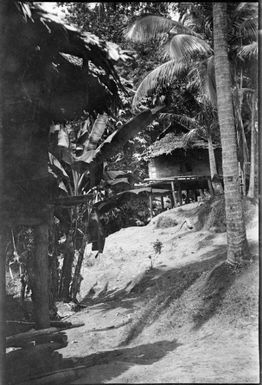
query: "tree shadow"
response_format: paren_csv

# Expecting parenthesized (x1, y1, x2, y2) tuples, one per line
(5, 294, 34, 336)
(81, 244, 227, 317)
(192, 240, 259, 330)
(195, 233, 216, 250)
(7, 338, 182, 385)
(119, 247, 227, 345)
(78, 244, 229, 347)
(64, 338, 182, 384)
(80, 282, 139, 311)
(192, 259, 236, 330)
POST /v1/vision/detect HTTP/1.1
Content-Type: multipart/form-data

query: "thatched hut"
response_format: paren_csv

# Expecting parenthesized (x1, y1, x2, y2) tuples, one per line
(148, 132, 222, 179)
(2, 2, 124, 225)
(144, 132, 222, 207)
(0, 1, 126, 329)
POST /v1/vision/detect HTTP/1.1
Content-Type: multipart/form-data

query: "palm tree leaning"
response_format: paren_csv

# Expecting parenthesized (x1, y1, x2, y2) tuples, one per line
(213, 2, 249, 264)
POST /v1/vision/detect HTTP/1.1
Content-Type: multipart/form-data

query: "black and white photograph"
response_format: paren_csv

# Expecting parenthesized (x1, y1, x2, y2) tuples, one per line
(1, 1, 260, 384)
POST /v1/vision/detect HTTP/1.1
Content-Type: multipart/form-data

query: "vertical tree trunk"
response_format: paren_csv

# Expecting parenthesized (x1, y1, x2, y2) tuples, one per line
(32, 224, 50, 329)
(59, 230, 74, 301)
(70, 234, 87, 301)
(48, 252, 59, 319)
(48, 216, 59, 318)
(207, 133, 218, 178)
(213, 3, 249, 265)
(247, 94, 256, 198)
(0, 229, 7, 385)
(233, 94, 249, 195)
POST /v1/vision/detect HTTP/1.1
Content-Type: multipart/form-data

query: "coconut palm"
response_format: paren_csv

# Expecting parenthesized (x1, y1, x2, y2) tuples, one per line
(213, 2, 249, 264)
(126, 3, 255, 264)
(125, 13, 222, 191)
(185, 3, 258, 197)
(125, 11, 221, 183)
(126, 4, 257, 188)
(125, 14, 212, 110)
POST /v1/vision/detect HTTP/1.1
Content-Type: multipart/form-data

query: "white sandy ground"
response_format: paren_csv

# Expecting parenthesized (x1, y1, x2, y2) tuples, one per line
(57, 200, 259, 384)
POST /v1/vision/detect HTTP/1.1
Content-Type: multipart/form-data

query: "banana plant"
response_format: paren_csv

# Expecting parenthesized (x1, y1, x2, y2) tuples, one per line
(48, 113, 110, 300)
(48, 106, 164, 300)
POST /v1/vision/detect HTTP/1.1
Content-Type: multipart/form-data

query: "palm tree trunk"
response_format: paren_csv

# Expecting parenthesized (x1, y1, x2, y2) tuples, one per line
(207, 133, 218, 178)
(247, 94, 256, 198)
(213, 3, 249, 265)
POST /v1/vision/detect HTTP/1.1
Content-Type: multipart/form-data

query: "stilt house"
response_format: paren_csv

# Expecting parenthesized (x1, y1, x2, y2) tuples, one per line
(144, 132, 222, 207)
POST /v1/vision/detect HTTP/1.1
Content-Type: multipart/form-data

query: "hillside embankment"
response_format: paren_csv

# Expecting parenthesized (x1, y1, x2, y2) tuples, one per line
(6, 196, 259, 383)
(60, 196, 259, 384)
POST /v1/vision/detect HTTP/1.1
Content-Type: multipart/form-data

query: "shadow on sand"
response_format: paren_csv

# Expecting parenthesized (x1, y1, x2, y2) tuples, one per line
(8, 337, 181, 384)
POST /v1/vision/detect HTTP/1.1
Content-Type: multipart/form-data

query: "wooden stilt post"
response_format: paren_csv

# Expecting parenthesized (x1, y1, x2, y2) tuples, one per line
(194, 190, 198, 202)
(160, 195, 164, 210)
(171, 181, 176, 208)
(186, 189, 189, 203)
(149, 187, 153, 219)
(178, 183, 182, 205)
(207, 177, 214, 196)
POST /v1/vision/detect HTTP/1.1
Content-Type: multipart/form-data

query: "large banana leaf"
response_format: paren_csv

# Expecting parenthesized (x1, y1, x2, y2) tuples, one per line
(85, 106, 165, 167)
(48, 153, 69, 179)
(57, 126, 70, 148)
(58, 108, 164, 175)
(81, 113, 108, 151)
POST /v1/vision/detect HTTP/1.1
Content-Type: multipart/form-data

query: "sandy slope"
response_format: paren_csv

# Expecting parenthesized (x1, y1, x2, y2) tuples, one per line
(58, 198, 259, 384)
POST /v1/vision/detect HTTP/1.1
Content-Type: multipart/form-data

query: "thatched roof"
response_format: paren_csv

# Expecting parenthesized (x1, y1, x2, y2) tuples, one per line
(3, 2, 125, 123)
(146, 133, 219, 158)
(1, 1, 127, 224)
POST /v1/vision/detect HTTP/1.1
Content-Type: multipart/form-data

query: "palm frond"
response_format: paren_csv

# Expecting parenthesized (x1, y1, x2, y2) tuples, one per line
(166, 34, 212, 60)
(235, 2, 258, 14)
(234, 17, 258, 40)
(206, 56, 217, 107)
(125, 15, 201, 43)
(187, 56, 216, 107)
(238, 41, 258, 59)
(132, 60, 188, 109)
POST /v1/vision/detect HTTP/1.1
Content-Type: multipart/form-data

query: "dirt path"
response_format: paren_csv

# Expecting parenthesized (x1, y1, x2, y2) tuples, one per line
(55, 201, 259, 384)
